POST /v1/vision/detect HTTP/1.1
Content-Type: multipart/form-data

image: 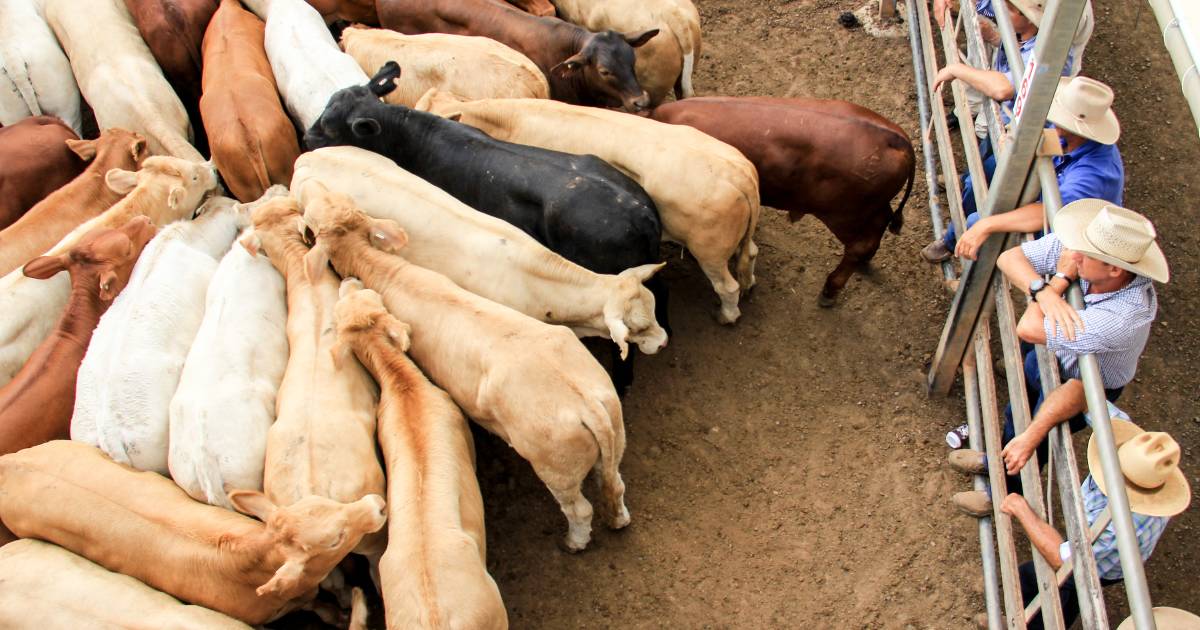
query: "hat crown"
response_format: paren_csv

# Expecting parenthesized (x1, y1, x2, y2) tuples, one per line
(1060, 76, 1114, 122)
(1119, 432, 1181, 490)
(1084, 205, 1157, 264)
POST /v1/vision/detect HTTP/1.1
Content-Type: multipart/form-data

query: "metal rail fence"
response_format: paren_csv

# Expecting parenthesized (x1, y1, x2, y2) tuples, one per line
(905, 0, 1160, 627)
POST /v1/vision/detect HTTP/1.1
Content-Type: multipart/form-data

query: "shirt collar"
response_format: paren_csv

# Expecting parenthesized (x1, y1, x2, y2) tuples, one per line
(1081, 274, 1152, 304)
(1054, 138, 1104, 167)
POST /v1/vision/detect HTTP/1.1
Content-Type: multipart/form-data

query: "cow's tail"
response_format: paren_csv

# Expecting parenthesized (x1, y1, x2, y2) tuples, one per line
(143, 113, 206, 163)
(734, 186, 760, 291)
(5, 59, 43, 117)
(888, 140, 917, 235)
(580, 394, 626, 521)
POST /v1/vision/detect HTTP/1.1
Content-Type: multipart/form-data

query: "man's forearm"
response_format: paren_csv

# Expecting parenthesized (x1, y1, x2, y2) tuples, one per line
(1011, 504, 1066, 570)
(978, 203, 1046, 236)
(1028, 380, 1086, 436)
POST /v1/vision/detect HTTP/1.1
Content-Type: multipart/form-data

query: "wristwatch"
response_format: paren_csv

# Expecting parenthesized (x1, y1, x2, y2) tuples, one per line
(1052, 271, 1072, 283)
(1028, 277, 1048, 301)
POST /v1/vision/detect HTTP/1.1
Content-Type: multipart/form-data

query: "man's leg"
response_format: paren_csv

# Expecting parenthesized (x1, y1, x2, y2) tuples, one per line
(1019, 561, 1046, 630)
(1003, 349, 1045, 495)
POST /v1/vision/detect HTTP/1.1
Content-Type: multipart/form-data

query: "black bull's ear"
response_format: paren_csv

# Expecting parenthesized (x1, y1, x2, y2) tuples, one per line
(369, 61, 402, 97)
(351, 118, 382, 137)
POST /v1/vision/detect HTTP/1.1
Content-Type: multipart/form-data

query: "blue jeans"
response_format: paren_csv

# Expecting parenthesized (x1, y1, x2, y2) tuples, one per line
(941, 138, 996, 249)
(1019, 561, 1122, 630)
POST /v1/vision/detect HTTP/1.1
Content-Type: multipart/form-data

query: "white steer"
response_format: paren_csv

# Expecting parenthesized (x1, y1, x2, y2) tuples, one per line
(168, 188, 290, 508)
(72, 196, 247, 474)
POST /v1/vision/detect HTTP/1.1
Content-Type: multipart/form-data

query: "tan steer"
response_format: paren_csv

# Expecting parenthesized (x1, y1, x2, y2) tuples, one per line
(303, 192, 628, 551)
(244, 196, 386, 559)
(0, 539, 252, 629)
(0, 440, 386, 625)
(340, 26, 548, 106)
(335, 284, 508, 630)
(417, 89, 759, 324)
(0, 155, 219, 387)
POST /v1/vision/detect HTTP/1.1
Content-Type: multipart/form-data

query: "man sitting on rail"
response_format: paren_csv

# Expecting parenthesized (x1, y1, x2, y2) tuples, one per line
(921, 75, 1124, 264)
(962, 420, 1188, 630)
(947, 199, 1168, 498)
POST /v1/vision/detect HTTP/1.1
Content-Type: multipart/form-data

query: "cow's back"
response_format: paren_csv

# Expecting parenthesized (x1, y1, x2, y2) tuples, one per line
(169, 238, 287, 507)
(340, 28, 549, 105)
(652, 96, 914, 215)
(0, 116, 83, 229)
(0, 0, 82, 132)
(0, 539, 252, 630)
(201, 0, 300, 201)
(123, 0, 218, 104)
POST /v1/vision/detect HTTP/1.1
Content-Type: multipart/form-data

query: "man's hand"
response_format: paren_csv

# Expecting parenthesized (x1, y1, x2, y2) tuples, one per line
(978, 19, 1000, 46)
(1056, 248, 1080, 280)
(1000, 493, 1029, 517)
(1001, 431, 1039, 475)
(1035, 289, 1084, 341)
(933, 0, 951, 28)
(933, 64, 961, 92)
(954, 221, 990, 260)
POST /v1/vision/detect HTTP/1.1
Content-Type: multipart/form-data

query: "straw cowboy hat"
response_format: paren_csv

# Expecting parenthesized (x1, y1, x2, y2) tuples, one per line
(1088, 419, 1191, 517)
(1117, 607, 1200, 630)
(1053, 200, 1170, 283)
(1048, 76, 1121, 145)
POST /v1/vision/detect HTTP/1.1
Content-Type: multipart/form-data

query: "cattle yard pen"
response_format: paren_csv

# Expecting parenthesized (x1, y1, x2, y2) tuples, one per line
(907, 0, 1200, 628)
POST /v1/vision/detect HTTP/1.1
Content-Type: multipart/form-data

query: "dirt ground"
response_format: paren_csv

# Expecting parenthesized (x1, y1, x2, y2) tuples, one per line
(467, 1, 1200, 629)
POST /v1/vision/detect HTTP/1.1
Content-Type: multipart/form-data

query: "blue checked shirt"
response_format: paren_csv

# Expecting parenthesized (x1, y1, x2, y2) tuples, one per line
(1058, 475, 1169, 581)
(1020, 234, 1157, 389)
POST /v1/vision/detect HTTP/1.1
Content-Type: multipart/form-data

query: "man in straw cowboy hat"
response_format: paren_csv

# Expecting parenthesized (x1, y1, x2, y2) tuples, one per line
(968, 419, 1189, 630)
(921, 71, 1121, 266)
(947, 198, 1167, 496)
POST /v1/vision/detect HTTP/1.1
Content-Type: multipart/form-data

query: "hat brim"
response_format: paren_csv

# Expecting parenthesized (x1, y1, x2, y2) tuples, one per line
(1009, 0, 1043, 25)
(1052, 199, 1170, 283)
(1048, 78, 1121, 145)
(1117, 607, 1200, 630)
(1088, 419, 1192, 517)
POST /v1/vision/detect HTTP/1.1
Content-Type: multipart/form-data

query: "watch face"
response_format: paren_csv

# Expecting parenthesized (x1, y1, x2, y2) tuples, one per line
(1029, 278, 1046, 292)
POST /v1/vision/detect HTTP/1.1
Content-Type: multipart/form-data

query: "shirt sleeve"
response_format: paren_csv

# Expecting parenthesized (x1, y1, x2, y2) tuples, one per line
(1059, 541, 1073, 564)
(1019, 234, 1063, 276)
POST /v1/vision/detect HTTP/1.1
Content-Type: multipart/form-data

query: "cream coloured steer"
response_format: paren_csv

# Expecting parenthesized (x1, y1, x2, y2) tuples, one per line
(417, 89, 759, 324)
(339, 26, 548, 106)
(72, 195, 246, 475)
(168, 187, 290, 508)
(335, 285, 508, 629)
(0, 0, 82, 132)
(0, 440, 386, 625)
(0, 156, 218, 387)
(244, 196, 385, 558)
(550, 0, 700, 103)
(241, 0, 368, 130)
(292, 147, 666, 359)
(41, 0, 202, 160)
(0, 539, 252, 629)
(303, 192, 628, 551)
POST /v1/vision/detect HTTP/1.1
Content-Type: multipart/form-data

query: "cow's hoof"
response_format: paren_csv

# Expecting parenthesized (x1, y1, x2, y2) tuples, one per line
(557, 536, 589, 554)
(715, 309, 741, 325)
(817, 294, 837, 308)
(609, 506, 631, 530)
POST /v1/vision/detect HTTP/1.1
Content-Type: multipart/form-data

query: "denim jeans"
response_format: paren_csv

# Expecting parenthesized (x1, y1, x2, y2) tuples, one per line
(941, 138, 997, 249)
(1019, 560, 1122, 630)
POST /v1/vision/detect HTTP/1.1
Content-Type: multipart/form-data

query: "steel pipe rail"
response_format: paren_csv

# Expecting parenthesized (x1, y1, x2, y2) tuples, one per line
(963, 352, 1004, 630)
(1148, 0, 1200, 136)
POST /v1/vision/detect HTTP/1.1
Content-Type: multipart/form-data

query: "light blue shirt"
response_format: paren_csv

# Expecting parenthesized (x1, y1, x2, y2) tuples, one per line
(1020, 234, 1157, 389)
(995, 37, 1075, 123)
(1058, 475, 1169, 581)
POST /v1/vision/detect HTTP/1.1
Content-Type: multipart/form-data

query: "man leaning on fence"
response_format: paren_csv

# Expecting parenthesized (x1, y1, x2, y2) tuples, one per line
(965, 418, 1189, 630)
(948, 199, 1168, 495)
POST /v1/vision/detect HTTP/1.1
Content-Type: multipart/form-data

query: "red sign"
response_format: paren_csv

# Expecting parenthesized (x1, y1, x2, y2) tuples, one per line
(1011, 53, 1038, 123)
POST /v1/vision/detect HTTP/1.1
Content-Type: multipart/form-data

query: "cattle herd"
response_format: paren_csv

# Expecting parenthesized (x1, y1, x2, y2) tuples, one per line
(0, 0, 919, 627)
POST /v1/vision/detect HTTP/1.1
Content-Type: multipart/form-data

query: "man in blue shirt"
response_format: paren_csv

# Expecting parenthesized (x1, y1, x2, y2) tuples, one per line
(922, 75, 1122, 263)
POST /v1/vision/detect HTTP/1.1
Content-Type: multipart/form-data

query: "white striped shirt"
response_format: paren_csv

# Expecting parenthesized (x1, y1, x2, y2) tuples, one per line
(1020, 234, 1158, 388)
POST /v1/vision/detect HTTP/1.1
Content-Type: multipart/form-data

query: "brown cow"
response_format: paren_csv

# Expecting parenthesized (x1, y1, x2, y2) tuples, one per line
(305, 0, 378, 24)
(201, 0, 301, 202)
(506, 0, 554, 16)
(0, 128, 149, 278)
(376, 0, 658, 113)
(0, 216, 156, 459)
(123, 0, 219, 153)
(0, 116, 84, 230)
(651, 97, 916, 306)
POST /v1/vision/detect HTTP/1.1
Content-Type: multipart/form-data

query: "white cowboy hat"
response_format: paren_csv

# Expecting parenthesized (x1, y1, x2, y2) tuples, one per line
(1053, 199, 1169, 283)
(1048, 76, 1121, 145)
(1088, 419, 1191, 517)
(1117, 607, 1200, 630)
